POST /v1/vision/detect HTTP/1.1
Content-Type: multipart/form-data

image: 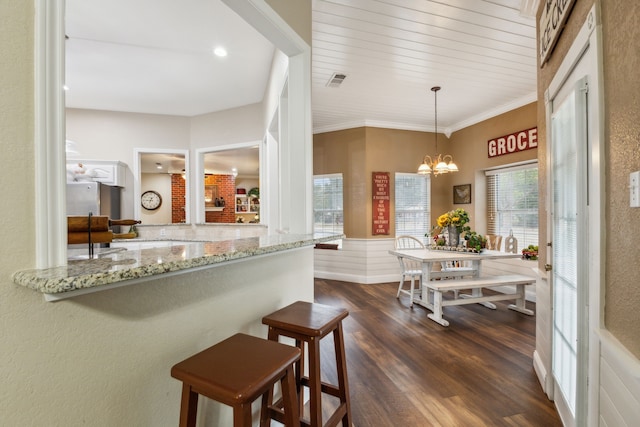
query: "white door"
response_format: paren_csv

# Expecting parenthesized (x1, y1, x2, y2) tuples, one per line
(550, 72, 589, 426)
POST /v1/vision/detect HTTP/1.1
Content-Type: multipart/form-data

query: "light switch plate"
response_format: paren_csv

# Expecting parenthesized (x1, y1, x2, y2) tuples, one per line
(631, 171, 640, 208)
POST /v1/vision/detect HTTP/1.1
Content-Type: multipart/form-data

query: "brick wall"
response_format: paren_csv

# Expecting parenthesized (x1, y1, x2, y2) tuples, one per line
(204, 174, 236, 223)
(171, 174, 186, 223)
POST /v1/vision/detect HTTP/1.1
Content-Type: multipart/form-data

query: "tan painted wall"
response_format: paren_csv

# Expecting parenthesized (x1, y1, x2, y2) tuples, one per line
(265, 0, 312, 45)
(365, 127, 444, 238)
(449, 103, 538, 232)
(314, 127, 367, 237)
(313, 104, 537, 239)
(537, 0, 640, 357)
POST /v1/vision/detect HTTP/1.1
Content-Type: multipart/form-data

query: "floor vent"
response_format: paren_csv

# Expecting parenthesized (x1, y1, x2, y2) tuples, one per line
(326, 73, 347, 88)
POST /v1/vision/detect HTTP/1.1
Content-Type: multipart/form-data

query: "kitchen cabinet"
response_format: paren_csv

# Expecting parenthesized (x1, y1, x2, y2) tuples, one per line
(66, 160, 127, 187)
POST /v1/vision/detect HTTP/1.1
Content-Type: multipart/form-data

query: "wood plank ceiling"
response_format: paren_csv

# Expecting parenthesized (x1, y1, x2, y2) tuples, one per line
(311, 0, 538, 134)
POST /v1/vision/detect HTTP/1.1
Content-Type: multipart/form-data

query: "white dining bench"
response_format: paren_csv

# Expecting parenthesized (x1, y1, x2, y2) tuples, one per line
(421, 274, 536, 326)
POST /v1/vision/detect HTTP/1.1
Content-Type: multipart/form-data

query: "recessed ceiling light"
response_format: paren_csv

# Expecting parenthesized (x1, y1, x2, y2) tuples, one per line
(156, 163, 162, 170)
(63, 84, 69, 91)
(213, 47, 227, 57)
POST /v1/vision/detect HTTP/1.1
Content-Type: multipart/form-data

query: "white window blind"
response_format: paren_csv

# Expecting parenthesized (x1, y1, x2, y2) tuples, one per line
(395, 173, 430, 245)
(313, 174, 343, 235)
(486, 163, 538, 248)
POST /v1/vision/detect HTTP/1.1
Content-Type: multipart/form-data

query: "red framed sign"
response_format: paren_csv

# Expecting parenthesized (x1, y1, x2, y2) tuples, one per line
(372, 172, 390, 235)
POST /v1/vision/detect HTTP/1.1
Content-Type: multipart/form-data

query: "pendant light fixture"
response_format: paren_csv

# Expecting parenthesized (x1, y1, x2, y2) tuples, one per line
(417, 86, 458, 176)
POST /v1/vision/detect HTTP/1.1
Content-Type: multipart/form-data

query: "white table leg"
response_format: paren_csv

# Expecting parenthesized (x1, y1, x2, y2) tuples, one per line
(508, 283, 534, 315)
(420, 262, 433, 304)
(409, 276, 415, 307)
(427, 290, 449, 326)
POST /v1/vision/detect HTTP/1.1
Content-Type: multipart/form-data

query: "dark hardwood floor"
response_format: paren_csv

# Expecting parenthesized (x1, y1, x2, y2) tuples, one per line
(313, 278, 562, 427)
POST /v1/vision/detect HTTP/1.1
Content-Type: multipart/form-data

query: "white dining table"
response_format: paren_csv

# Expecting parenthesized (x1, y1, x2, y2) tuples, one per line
(389, 248, 528, 324)
(389, 248, 521, 281)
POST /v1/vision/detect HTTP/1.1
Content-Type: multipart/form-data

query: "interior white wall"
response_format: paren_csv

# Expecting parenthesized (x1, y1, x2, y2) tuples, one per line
(66, 108, 190, 219)
(3, 2, 315, 427)
(190, 102, 264, 148)
(66, 105, 265, 223)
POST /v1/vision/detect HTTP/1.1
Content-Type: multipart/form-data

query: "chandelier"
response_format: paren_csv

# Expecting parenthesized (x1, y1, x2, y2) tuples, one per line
(417, 86, 458, 176)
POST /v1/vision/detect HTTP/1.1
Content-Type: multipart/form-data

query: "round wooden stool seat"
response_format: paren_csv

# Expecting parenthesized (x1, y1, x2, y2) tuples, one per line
(262, 301, 352, 427)
(171, 333, 301, 427)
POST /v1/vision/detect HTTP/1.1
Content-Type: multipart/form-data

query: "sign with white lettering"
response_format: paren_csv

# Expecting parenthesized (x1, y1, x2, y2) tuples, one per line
(539, 0, 577, 66)
(372, 172, 390, 235)
(488, 128, 538, 158)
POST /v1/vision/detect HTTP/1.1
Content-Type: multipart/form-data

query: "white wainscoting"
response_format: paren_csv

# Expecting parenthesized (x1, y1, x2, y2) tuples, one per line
(314, 240, 544, 293)
(598, 330, 640, 426)
(314, 238, 399, 284)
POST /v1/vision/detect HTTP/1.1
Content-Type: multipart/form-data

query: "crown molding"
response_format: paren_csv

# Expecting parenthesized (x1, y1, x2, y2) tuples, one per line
(312, 92, 537, 136)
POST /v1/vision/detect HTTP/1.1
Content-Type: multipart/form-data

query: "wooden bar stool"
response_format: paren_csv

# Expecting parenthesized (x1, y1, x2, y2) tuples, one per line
(171, 333, 301, 427)
(262, 301, 352, 427)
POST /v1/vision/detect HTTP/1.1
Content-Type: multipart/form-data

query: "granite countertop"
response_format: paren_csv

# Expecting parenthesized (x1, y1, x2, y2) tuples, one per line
(13, 233, 341, 299)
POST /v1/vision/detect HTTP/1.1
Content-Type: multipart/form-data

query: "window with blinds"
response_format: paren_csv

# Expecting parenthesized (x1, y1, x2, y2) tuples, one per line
(313, 174, 343, 235)
(395, 173, 430, 245)
(486, 163, 538, 249)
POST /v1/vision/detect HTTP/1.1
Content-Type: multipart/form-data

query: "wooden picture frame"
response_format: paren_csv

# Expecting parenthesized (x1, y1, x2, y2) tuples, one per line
(453, 184, 471, 204)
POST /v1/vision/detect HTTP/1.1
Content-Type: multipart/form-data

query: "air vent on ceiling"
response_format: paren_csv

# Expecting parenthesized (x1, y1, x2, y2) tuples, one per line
(326, 73, 347, 88)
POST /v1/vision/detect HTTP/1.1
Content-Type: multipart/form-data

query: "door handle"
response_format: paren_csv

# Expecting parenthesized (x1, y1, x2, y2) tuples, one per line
(545, 264, 552, 271)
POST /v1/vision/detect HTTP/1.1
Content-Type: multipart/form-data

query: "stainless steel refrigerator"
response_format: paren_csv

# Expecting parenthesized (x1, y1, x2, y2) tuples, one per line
(66, 182, 122, 231)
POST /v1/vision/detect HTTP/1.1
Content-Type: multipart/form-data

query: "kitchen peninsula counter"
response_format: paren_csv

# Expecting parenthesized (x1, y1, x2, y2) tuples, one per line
(13, 233, 341, 301)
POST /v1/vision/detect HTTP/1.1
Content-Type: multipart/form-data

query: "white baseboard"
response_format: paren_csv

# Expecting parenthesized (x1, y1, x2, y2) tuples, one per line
(314, 270, 398, 284)
(533, 349, 553, 399)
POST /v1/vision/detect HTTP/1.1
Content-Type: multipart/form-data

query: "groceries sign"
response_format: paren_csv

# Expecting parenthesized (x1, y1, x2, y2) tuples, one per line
(488, 127, 538, 158)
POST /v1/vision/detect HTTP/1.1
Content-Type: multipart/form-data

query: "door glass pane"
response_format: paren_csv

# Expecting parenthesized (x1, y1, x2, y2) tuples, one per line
(551, 85, 582, 417)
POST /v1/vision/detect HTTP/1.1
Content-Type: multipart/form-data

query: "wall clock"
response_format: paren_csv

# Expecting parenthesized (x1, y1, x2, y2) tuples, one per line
(141, 190, 162, 210)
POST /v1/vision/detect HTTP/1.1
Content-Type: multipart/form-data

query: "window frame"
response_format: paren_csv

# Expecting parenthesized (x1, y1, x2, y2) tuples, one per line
(312, 173, 344, 237)
(486, 162, 539, 249)
(394, 172, 430, 245)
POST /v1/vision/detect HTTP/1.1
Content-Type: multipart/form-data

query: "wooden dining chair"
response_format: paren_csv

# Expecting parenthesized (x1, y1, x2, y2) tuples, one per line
(486, 234, 503, 251)
(394, 235, 425, 307)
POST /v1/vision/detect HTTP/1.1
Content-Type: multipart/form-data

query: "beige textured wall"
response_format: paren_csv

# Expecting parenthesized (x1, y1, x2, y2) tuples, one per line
(537, 0, 640, 357)
(600, 1, 640, 356)
(0, 1, 316, 426)
(536, 0, 594, 269)
(313, 105, 537, 239)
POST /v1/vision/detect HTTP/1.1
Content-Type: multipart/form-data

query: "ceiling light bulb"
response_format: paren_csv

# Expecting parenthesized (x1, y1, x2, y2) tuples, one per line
(435, 161, 449, 173)
(417, 163, 431, 175)
(213, 47, 227, 57)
